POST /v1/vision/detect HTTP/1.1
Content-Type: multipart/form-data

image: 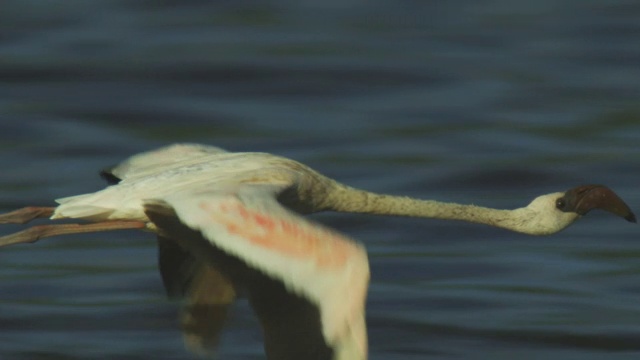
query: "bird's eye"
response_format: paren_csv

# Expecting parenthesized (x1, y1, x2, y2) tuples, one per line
(555, 198, 566, 210)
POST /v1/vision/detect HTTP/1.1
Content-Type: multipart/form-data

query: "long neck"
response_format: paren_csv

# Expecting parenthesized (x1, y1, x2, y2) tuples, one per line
(320, 184, 538, 235)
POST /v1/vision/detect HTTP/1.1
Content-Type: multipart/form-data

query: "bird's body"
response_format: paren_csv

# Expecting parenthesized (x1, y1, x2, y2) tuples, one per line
(0, 143, 635, 360)
(52, 144, 372, 360)
(54, 148, 312, 221)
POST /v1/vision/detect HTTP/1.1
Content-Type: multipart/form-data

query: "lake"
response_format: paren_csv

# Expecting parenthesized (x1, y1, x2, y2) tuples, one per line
(0, 1, 639, 359)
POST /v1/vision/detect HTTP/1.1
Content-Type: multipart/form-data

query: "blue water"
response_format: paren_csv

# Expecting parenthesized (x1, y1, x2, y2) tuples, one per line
(1, 1, 639, 359)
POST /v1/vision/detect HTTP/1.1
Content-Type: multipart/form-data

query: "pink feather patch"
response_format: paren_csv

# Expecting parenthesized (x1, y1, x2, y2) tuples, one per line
(199, 199, 355, 268)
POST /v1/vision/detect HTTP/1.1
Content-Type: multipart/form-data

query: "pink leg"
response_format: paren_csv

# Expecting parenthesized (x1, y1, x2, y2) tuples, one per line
(0, 221, 146, 247)
(0, 207, 56, 224)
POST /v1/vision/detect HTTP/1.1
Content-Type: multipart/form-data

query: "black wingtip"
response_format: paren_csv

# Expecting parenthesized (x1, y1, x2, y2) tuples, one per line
(99, 167, 121, 185)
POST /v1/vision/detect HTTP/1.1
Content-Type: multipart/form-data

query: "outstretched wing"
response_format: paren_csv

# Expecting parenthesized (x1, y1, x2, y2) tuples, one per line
(157, 235, 236, 355)
(102, 143, 228, 183)
(144, 186, 369, 360)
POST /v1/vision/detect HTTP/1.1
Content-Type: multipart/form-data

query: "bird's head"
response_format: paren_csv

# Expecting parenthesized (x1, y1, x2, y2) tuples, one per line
(555, 185, 636, 222)
(524, 185, 635, 235)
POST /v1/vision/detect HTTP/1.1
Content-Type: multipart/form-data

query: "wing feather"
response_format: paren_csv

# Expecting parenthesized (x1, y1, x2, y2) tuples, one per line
(157, 235, 236, 355)
(110, 143, 228, 181)
(150, 187, 369, 359)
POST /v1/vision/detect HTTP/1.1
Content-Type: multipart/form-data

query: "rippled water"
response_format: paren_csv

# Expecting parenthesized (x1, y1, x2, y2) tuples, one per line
(1, 1, 639, 359)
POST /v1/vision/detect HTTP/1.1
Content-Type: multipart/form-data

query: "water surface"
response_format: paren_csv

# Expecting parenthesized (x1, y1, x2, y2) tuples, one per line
(1, 1, 639, 359)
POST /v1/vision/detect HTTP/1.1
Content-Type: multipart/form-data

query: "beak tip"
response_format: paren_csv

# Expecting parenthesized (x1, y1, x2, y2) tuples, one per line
(626, 213, 637, 223)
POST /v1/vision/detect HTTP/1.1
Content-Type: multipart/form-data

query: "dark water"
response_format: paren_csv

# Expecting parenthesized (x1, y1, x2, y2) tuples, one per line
(1, 1, 639, 359)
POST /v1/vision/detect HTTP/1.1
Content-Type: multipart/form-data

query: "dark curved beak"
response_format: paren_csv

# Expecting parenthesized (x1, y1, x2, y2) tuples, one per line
(560, 185, 636, 223)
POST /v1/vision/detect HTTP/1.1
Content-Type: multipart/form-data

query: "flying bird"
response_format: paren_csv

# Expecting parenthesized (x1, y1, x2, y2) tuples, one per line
(0, 143, 635, 360)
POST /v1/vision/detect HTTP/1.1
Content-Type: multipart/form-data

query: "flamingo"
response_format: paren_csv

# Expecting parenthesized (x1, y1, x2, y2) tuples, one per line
(0, 143, 635, 360)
